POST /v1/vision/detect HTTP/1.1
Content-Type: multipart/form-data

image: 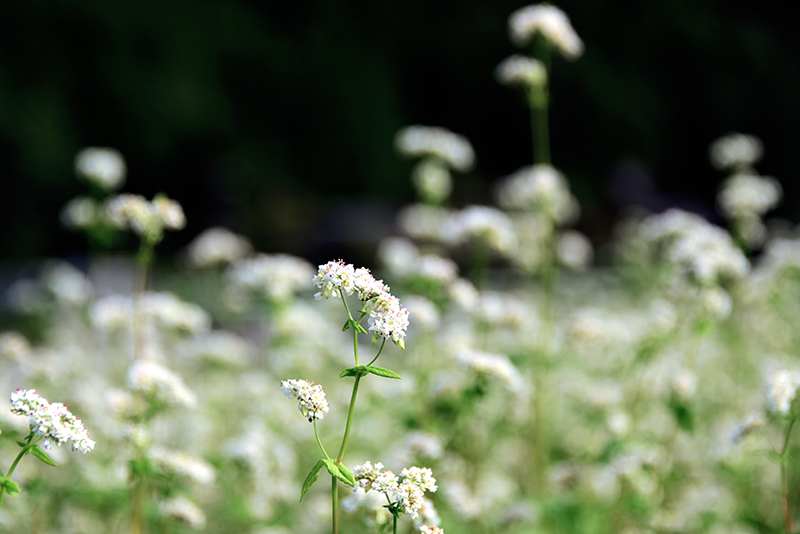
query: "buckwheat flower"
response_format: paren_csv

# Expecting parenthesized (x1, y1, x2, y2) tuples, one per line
(495, 164, 579, 224)
(0, 331, 32, 362)
(447, 277, 480, 309)
(397, 467, 438, 521)
(160, 497, 207, 529)
(402, 296, 441, 333)
(700, 287, 732, 320)
(177, 330, 253, 366)
(74, 147, 127, 191)
(342, 487, 392, 526)
(313, 260, 356, 299)
(153, 194, 186, 230)
(766, 370, 800, 415)
(414, 254, 459, 285)
(709, 132, 763, 171)
(352, 267, 390, 303)
(413, 498, 442, 530)
(395, 126, 475, 172)
(10, 389, 95, 453)
(60, 196, 98, 229)
(508, 4, 584, 60)
(495, 54, 547, 88)
(43, 261, 93, 306)
(442, 205, 517, 254)
(671, 368, 698, 401)
(353, 461, 388, 491)
(718, 172, 782, 219)
(557, 230, 593, 270)
(367, 295, 410, 348)
(419, 527, 444, 534)
(127, 360, 197, 409)
(280, 379, 330, 422)
(378, 237, 420, 277)
(186, 227, 252, 268)
(105, 193, 157, 234)
(398, 204, 453, 241)
(457, 349, 526, 396)
(149, 445, 216, 485)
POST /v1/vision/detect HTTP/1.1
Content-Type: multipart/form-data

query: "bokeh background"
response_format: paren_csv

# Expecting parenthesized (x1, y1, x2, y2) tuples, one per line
(1, 0, 798, 263)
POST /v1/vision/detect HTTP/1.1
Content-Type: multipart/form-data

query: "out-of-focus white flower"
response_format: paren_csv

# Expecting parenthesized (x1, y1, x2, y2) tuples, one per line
(412, 159, 453, 204)
(176, 330, 253, 366)
(718, 173, 782, 219)
(280, 379, 330, 423)
(145, 292, 211, 334)
(60, 196, 98, 229)
(42, 261, 93, 306)
(672, 368, 698, 401)
(495, 55, 547, 88)
(414, 255, 459, 285)
(342, 487, 392, 526)
(149, 445, 215, 485)
(402, 296, 441, 333)
(766, 369, 800, 415)
(104, 193, 185, 242)
(10, 389, 95, 453)
(647, 300, 678, 334)
(442, 205, 517, 254)
(152, 195, 186, 230)
(395, 126, 475, 172)
(700, 287, 732, 320)
(398, 204, 452, 241)
(186, 227, 252, 268)
(127, 360, 197, 409)
(508, 4, 584, 60)
(457, 348, 526, 396)
(74, 147, 127, 191)
(413, 498, 441, 531)
(402, 431, 443, 460)
(709, 133, 763, 171)
(378, 237, 420, 277)
(0, 331, 32, 362)
(447, 277, 480, 309)
(557, 230, 593, 270)
(228, 253, 315, 301)
(160, 497, 206, 529)
(495, 164, 579, 224)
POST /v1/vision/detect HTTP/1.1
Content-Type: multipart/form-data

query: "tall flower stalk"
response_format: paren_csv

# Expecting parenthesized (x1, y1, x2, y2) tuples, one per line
(283, 260, 410, 534)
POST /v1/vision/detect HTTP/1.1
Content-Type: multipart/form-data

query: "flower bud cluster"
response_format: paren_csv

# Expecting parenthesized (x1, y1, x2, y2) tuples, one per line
(353, 461, 438, 521)
(280, 379, 330, 423)
(9, 389, 95, 453)
(508, 4, 584, 60)
(395, 126, 475, 172)
(313, 260, 409, 348)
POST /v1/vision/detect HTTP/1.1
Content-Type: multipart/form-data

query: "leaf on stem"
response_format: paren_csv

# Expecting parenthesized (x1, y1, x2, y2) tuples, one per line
(0, 476, 20, 495)
(31, 444, 58, 467)
(300, 459, 325, 502)
(322, 459, 356, 487)
(339, 365, 367, 378)
(365, 366, 402, 379)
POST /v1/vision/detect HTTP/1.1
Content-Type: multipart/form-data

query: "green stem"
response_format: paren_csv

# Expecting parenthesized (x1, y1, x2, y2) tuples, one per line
(314, 420, 331, 460)
(332, 475, 339, 534)
(781, 417, 796, 534)
(366, 339, 387, 367)
(0, 436, 36, 510)
(133, 240, 154, 362)
(336, 376, 362, 464)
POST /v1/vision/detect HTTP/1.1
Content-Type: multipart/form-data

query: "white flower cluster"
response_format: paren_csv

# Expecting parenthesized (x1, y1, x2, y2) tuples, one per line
(60, 196, 99, 229)
(709, 132, 763, 171)
(149, 445, 216, 485)
(395, 126, 475, 172)
(74, 147, 127, 191)
(313, 260, 409, 347)
(353, 461, 438, 521)
(639, 208, 749, 285)
(127, 360, 197, 409)
(227, 253, 315, 301)
(185, 227, 252, 268)
(0, 331, 32, 362)
(495, 55, 547, 88)
(419, 527, 445, 534)
(508, 4, 584, 60)
(766, 369, 800, 415)
(442, 205, 517, 254)
(495, 164, 579, 224)
(160, 496, 206, 529)
(557, 230, 594, 270)
(397, 204, 452, 241)
(105, 193, 186, 242)
(457, 349, 526, 396)
(90, 292, 211, 335)
(9, 389, 95, 453)
(280, 379, 329, 423)
(718, 173, 781, 219)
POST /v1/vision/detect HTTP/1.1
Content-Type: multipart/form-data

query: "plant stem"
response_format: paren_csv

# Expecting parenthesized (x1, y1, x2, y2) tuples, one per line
(133, 240, 154, 361)
(366, 339, 387, 367)
(782, 417, 796, 534)
(0, 438, 35, 510)
(332, 475, 339, 534)
(336, 376, 362, 464)
(314, 420, 331, 460)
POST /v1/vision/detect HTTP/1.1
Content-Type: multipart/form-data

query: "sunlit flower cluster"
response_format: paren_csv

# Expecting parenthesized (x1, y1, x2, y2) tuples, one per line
(495, 164, 579, 224)
(105, 193, 186, 242)
(280, 379, 330, 423)
(442, 205, 517, 254)
(9, 389, 95, 453)
(508, 3, 584, 60)
(395, 126, 475, 172)
(74, 147, 127, 191)
(149, 445, 216, 485)
(127, 360, 197, 409)
(353, 461, 438, 521)
(709, 132, 763, 171)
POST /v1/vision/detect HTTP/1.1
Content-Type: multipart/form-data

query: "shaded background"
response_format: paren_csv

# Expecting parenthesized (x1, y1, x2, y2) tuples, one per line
(1, 0, 798, 264)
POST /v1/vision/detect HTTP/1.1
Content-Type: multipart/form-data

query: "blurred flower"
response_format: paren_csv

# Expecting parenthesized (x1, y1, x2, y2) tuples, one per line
(557, 230, 593, 270)
(280, 379, 330, 422)
(160, 497, 206, 529)
(74, 147, 127, 191)
(766, 369, 800, 415)
(149, 445, 215, 485)
(228, 253, 315, 301)
(186, 227, 252, 268)
(395, 126, 475, 172)
(709, 132, 763, 171)
(495, 55, 547, 88)
(457, 348, 526, 396)
(495, 164, 579, 224)
(0, 331, 32, 362)
(718, 172, 781, 219)
(104, 193, 185, 242)
(508, 4, 584, 60)
(442, 205, 517, 254)
(127, 360, 197, 409)
(60, 196, 98, 229)
(412, 159, 453, 204)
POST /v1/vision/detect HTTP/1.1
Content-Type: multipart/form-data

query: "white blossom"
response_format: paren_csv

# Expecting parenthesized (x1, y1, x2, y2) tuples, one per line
(280, 379, 330, 422)
(127, 360, 197, 409)
(709, 132, 763, 171)
(395, 126, 475, 172)
(10, 389, 95, 453)
(149, 445, 215, 485)
(160, 497, 206, 529)
(74, 147, 127, 191)
(495, 164, 579, 224)
(186, 227, 252, 268)
(495, 55, 547, 88)
(508, 4, 584, 60)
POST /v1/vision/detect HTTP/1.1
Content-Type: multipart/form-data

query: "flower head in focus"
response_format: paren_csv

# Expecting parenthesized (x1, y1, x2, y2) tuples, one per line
(508, 4, 584, 60)
(281, 379, 330, 422)
(10, 389, 95, 453)
(353, 461, 438, 521)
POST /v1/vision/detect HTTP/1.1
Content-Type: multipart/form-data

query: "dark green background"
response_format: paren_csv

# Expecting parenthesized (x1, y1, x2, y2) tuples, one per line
(1, 0, 797, 263)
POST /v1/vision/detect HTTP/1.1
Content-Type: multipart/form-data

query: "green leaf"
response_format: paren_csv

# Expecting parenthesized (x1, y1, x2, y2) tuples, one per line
(339, 366, 367, 378)
(342, 319, 352, 332)
(30, 444, 58, 467)
(16, 441, 26, 448)
(301, 460, 325, 502)
(365, 366, 402, 380)
(354, 323, 368, 335)
(0, 476, 20, 495)
(337, 462, 356, 487)
(322, 459, 356, 487)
